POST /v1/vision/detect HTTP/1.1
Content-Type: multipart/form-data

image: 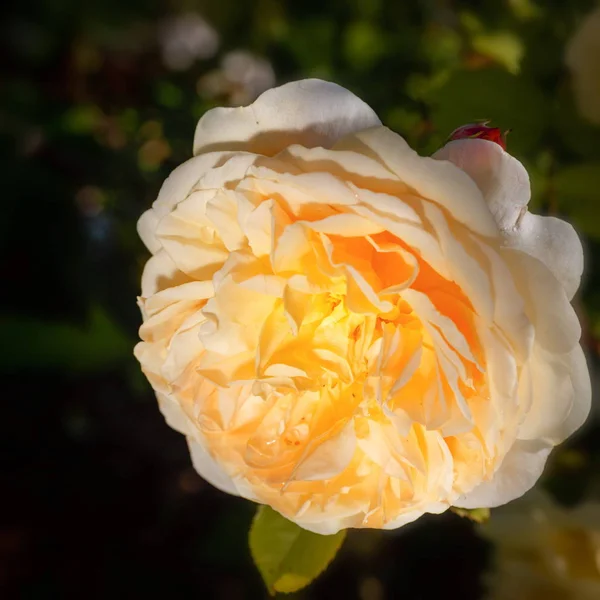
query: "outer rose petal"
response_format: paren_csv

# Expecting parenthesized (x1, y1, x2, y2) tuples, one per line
(517, 344, 591, 443)
(141, 249, 190, 297)
(137, 210, 161, 255)
(155, 391, 195, 436)
(434, 139, 584, 299)
(188, 440, 241, 497)
(454, 439, 553, 509)
(508, 212, 584, 301)
(433, 138, 530, 232)
(554, 344, 592, 441)
(193, 79, 381, 156)
(339, 127, 499, 236)
(137, 152, 243, 254)
(153, 152, 240, 216)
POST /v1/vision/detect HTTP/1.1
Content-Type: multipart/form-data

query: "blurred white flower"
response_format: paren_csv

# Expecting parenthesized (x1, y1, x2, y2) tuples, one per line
(565, 7, 600, 125)
(198, 50, 275, 105)
(221, 51, 276, 103)
(483, 489, 600, 599)
(158, 13, 219, 71)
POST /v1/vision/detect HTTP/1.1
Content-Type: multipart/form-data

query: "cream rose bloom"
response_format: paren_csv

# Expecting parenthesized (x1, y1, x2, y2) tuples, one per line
(134, 79, 590, 534)
(566, 6, 600, 125)
(483, 490, 600, 600)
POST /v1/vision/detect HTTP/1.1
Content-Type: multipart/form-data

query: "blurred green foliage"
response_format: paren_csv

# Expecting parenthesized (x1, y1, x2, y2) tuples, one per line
(4, 0, 600, 372)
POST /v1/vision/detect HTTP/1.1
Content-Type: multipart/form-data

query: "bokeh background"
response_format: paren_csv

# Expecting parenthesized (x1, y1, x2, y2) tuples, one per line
(3, 0, 600, 598)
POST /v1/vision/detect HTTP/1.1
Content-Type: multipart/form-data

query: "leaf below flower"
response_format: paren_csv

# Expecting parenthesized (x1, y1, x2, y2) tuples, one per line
(249, 505, 346, 595)
(451, 506, 491, 524)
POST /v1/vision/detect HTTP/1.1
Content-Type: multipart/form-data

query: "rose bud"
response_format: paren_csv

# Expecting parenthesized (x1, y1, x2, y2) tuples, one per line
(447, 122, 508, 150)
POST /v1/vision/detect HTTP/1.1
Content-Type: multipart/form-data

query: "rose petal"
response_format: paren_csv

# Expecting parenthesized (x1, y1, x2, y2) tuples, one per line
(293, 423, 357, 481)
(560, 344, 593, 439)
(188, 439, 241, 497)
(518, 344, 591, 443)
(433, 138, 530, 232)
(517, 345, 575, 442)
(503, 249, 581, 355)
(454, 439, 552, 509)
(141, 249, 191, 297)
(137, 210, 162, 255)
(153, 151, 238, 216)
(433, 139, 584, 299)
(193, 79, 381, 156)
(156, 391, 195, 436)
(337, 127, 499, 237)
(506, 212, 584, 301)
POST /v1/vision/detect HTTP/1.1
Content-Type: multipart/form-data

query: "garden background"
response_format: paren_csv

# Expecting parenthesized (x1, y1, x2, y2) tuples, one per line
(3, 0, 600, 598)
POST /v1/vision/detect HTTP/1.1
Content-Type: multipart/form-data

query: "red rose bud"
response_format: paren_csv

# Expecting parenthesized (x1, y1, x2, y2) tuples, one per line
(447, 122, 508, 150)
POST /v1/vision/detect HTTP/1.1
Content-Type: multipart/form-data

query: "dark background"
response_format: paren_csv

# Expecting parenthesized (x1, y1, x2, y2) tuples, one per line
(2, 0, 600, 598)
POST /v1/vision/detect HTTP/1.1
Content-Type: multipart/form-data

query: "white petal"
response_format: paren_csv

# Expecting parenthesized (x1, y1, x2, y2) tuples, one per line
(193, 79, 381, 156)
(293, 423, 357, 481)
(162, 322, 205, 384)
(356, 420, 413, 479)
(137, 153, 255, 262)
(152, 151, 236, 217)
(473, 238, 533, 362)
(155, 193, 230, 281)
(433, 138, 530, 232)
(349, 183, 422, 225)
(338, 127, 499, 236)
(401, 288, 481, 369)
(505, 212, 584, 300)
(140, 249, 191, 297)
(422, 203, 494, 323)
(433, 139, 584, 299)
(293, 510, 364, 535)
(137, 209, 161, 254)
(503, 249, 581, 355)
(307, 213, 384, 236)
(381, 509, 427, 531)
(283, 143, 401, 181)
(143, 280, 213, 317)
(454, 439, 552, 509)
(554, 344, 592, 441)
(187, 439, 240, 497)
(156, 391, 195, 436)
(517, 344, 575, 442)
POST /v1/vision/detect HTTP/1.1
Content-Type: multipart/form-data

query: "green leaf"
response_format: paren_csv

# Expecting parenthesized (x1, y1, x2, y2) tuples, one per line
(249, 506, 346, 595)
(451, 507, 491, 524)
(554, 163, 600, 239)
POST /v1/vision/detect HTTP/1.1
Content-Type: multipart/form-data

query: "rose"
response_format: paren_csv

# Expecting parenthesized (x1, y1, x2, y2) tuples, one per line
(482, 490, 600, 599)
(566, 6, 600, 125)
(134, 79, 590, 534)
